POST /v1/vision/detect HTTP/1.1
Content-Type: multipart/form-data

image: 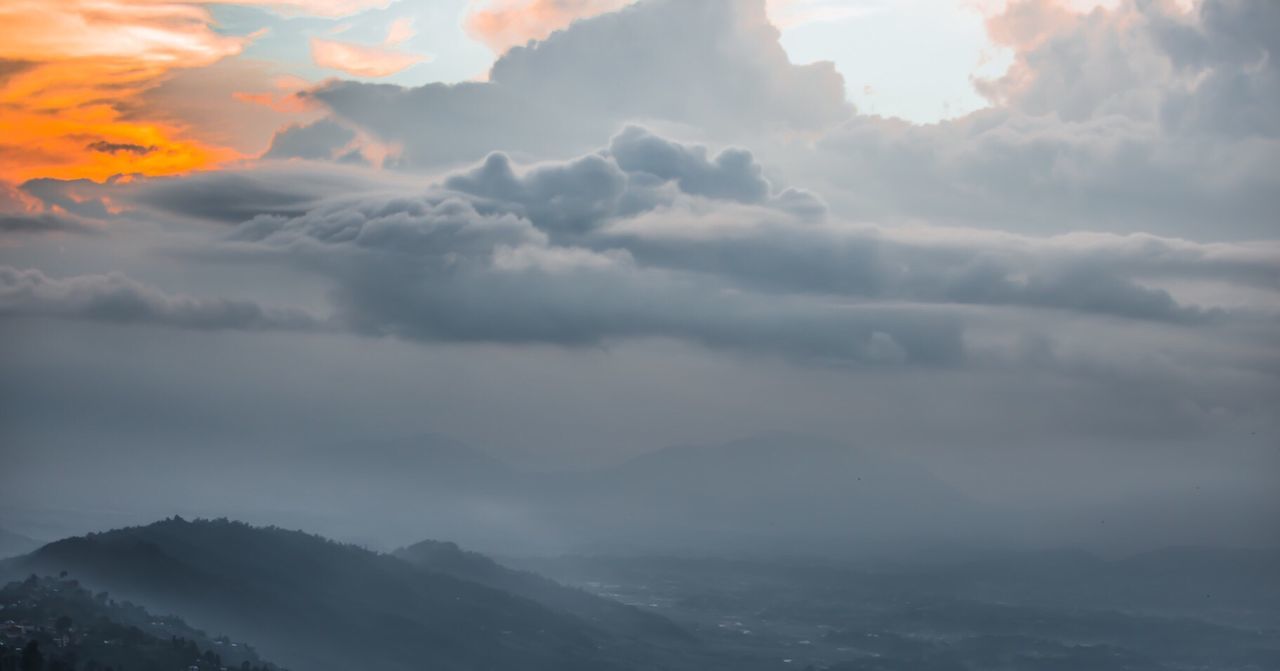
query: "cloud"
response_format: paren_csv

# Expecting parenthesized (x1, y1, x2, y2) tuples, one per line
(0, 181, 102, 236)
(232, 0, 391, 17)
(126, 164, 396, 224)
(0, 58, 34, 84)
(428, 128, 1268, 326)
(0, 266, 322, 332)
(384, 17, 417, 45)
(605, 125, 827, 218)
(444, 152, 630, 237)
(86, 142, 157, 156)
(465, 0, 632, 52)
(26, 119, 1260, 360)
(110, 131, 942, 364)
(794, 0, 1280, 240)
(973, 0, 1277, 137)
(222, 193, 963, 364)
(311, 37, 427, 78)
(441, 126, 824, 238)
(485, 0, 848, 132)
(977, 0, 1279, 139)
(264, 119, 358, 161)
(608, 126, 772, 204)
(314, 0, 850, 168)
(598, 208, 1247, 324)
(462, 0, 873, 53)
(0, 1, 244, 65)
(310, 14, 429, 79)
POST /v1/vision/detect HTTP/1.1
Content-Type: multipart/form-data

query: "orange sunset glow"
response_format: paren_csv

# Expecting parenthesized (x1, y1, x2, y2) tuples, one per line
(0, 1, 252, 182)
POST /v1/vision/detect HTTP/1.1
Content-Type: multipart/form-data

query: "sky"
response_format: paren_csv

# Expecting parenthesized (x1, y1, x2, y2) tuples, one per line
(0, 0, 1277, 551)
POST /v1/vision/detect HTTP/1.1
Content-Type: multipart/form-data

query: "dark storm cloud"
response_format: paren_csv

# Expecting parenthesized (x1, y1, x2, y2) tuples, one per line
(0, 265, 322, 332)
(312, 0, 850, 169)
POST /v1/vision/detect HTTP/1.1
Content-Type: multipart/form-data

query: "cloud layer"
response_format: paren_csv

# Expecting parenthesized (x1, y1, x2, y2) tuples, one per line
(32, 125, 1252, 373)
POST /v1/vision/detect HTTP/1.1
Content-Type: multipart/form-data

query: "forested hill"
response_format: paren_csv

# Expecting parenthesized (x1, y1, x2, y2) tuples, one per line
(0, 518, 709, 671)
(0, 574, 282, 671)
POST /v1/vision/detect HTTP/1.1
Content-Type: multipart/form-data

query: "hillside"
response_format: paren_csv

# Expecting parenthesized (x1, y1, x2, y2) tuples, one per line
(0, 518, 703, 671)
(0, 574, 282, 671)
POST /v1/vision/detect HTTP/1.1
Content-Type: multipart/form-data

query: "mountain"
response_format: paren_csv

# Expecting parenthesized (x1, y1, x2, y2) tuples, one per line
(394, 539, 692, 643)
(0, 518, 702, 671)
